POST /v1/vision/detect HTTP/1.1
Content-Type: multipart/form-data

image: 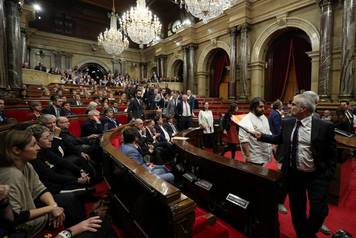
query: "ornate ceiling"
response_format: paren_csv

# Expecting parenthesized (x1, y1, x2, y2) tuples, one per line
(26, 0, 190, 47)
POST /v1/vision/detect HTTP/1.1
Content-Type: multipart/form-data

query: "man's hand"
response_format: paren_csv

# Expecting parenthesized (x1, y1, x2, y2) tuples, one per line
(250, 131, 262, 139)
(0, 185, 10, 201)
(81, 152, 91, 160)
(50, 206, 65, 228)
(87, 134, 99, 140)
(53, 126, 61, 137)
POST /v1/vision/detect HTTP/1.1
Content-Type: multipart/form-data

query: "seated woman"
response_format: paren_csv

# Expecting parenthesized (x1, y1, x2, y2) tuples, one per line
(0, 184, 117, 238)
(0, 129, 65, 237)
(26, 124, 90, 194)
(120, 127, 174, 183)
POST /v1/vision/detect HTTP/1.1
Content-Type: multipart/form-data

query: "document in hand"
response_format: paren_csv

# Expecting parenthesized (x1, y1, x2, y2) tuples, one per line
(231, 114, 254, 134)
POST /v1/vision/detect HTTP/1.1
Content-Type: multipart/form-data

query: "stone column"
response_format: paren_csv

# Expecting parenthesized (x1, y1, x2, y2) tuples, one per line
(159, 55, 167, 79)
(5, 0, 22, 89)
(140, 62, 147, 80)
(155, 57, 160, 77)
(229, 26, 238, 100)
(239, 23, 249, 100)
(196, 72, 208, 96)
(20, 28, 27, 65)
(0, 0, 8, 88)
(112, 58, 121, 75)
(188, 44, 198, 93)
(183, 46, 189, 91)
(318, 0, 334, 100)
(339, 0, 356, 99)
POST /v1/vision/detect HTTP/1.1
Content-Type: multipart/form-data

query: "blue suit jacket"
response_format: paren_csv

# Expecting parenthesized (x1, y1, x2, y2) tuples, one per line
(268, 109, 282, 135)
(120, 143, 146, 167)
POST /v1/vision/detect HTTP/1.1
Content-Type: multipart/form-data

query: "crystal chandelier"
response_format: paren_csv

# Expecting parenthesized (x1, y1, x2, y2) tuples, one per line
(98, 0, 129, 56)
(175, 0, 232, 23)
(120, 0, 161, 48)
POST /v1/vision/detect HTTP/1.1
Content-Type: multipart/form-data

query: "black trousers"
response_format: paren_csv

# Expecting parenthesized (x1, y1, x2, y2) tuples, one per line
(287, 170, 330, 238)
(179, 116, 192, 130)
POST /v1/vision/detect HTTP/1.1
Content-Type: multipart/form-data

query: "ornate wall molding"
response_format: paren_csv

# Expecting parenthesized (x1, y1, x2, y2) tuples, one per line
(251, 17, 320, 63)
(77, 59, 111, 72)
(197, 40, 231, 72)
(167, 53, 183, 77)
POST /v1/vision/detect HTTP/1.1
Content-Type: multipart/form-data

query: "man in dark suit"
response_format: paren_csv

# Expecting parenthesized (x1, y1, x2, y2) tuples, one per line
(127, 90, 144, 121)
(253, 94, 336, 238)
(340, 100, 354, 133)
(163, 116, 179, 138)
(177, 94, 193, 130)
(43, 95, 63, 117)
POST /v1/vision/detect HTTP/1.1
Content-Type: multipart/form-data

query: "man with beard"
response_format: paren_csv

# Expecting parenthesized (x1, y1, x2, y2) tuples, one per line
(238, 97, 272, 166)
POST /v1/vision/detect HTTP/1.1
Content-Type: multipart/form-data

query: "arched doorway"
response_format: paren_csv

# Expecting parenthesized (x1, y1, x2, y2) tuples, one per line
(207, 48, 230, 98)
(264, 28, 312, 102)
(172, 59, 183, 82)
(78, 63, 108, 82)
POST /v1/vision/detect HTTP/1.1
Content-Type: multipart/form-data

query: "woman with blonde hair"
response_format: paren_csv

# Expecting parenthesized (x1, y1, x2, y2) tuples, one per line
(0, 129, 65, 237)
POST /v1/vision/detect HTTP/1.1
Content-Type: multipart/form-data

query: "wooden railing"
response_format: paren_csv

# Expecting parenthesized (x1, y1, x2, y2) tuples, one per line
(101, 126, 196, 238)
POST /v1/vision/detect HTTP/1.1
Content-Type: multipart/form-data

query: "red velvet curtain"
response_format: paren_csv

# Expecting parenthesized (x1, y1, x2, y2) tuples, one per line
(266, 30, 312, 101)
(270, 39, 293, 100)
(211, 54, 228, 97)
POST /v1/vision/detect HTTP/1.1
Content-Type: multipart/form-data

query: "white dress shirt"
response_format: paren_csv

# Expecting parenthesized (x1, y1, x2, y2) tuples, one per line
(290, 115, 315, 172)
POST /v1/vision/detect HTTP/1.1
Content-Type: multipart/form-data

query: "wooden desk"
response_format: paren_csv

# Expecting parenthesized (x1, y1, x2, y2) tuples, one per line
(172, 128, 282, 238)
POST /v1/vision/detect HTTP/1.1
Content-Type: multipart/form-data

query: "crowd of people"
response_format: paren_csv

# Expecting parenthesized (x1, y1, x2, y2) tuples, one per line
(1, 77, 356, 238)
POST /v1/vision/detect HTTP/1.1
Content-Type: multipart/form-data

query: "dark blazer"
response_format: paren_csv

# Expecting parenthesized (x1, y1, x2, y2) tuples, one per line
(176, 101, 193, 117)
(127, 98, 144, 121)
(268, 109, 282, 135)
(259, 117, 337, 180)
(163, 122, 178, 138)
(81, 119, 104, 137)
(101, 116, 120, 131)
(43, 105, 63, 117)
(154, 125, 169, 143)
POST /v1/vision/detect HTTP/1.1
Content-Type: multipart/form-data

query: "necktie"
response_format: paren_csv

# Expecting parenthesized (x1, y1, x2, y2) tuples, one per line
(291, 121, 302, 169)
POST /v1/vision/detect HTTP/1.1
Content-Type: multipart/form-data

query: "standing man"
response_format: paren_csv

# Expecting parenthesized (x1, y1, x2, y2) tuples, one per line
(339, 100, 354, 132)
(127, 90, 145, 121)
(253, 94, 336, 238)
(177, 94, 193, 130)
(238, 97, 272, 166)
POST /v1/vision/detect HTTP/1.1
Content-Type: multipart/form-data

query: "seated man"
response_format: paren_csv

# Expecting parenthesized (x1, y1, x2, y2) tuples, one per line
(81, 110, 104, 137)
(101, 107, 121, 131)
(120, 127, 174, 183)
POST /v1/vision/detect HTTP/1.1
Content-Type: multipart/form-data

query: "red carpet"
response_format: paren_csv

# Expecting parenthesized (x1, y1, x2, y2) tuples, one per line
(221, 150, 356, 237)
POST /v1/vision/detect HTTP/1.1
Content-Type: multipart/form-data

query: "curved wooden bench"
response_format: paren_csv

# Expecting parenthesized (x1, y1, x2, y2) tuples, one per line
(172, 128, 281, 238)
(101, 126, 196, 238)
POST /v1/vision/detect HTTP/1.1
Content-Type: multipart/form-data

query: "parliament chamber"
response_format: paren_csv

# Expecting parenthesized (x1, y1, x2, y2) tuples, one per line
(1, 0, 356, 238)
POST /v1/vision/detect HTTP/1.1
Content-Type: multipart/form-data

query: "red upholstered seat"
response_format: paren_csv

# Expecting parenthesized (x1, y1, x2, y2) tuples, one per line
(68, 119, 84, 137)
(115, 114, 128, 124)
(70, 107, 87, 114)
(5, 109, 31, 122)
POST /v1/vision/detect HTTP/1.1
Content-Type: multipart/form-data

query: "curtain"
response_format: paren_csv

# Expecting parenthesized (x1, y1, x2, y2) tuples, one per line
(211, 54, 228, 97)
(270, 38, 293, 100)
(266, 30, 312, 101)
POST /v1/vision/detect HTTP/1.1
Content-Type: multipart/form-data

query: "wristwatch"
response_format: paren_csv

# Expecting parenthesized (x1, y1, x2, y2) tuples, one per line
(57, 229, 72, 238)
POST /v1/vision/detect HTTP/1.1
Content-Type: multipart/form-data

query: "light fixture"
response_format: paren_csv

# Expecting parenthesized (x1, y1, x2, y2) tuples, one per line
(175, 0, 232, 23)
(98, 0, 129, 56)
(120, 0, 161, 48)
(33, 3, 42, 12)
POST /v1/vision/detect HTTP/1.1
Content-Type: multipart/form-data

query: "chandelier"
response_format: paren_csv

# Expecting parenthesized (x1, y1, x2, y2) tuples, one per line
(120, 0, 161, 48)
(98, 0, 129, 56)
(175, 0, 232, 23)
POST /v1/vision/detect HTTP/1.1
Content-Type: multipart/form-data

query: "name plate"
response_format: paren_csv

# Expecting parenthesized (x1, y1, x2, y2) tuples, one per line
(226, 193, 249, 209)
(195, 179, 213, 191)
(183, 173, 197, 182)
